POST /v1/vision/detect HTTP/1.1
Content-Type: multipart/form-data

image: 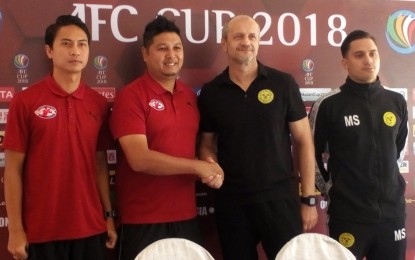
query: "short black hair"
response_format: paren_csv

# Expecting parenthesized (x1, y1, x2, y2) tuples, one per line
(340, 30, 377, 57)
(142, 15, 181, 48)
(45, 15, 91, 47)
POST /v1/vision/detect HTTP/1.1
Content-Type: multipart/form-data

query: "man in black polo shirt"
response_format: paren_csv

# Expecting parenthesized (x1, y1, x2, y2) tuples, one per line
(198, 15, 318, 260)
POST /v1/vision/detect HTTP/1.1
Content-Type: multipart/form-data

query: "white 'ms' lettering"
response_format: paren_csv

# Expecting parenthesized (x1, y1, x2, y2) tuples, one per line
(394, 228, 406, 241)
(344, 115, 360, 127)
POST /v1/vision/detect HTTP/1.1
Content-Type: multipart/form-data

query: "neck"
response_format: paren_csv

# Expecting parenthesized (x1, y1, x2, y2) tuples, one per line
(148, 72, 176, 93)
(52, 70, 82, 94)
(228, 62, 258, 91)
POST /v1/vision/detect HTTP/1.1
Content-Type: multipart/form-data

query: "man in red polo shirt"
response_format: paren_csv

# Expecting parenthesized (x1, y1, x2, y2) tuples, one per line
(110, 15, 224, 260)
(4, 15, 117, 260)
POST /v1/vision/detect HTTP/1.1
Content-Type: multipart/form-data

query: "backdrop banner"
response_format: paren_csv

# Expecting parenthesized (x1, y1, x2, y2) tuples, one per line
(0, 1, 414, 259)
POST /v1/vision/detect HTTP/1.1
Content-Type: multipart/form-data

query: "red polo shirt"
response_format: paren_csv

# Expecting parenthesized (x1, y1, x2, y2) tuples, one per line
(4, 75, 109, 242)
(110, 72, 199, 224)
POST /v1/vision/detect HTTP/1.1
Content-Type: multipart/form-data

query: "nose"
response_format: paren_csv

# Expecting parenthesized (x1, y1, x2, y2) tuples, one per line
(364, 54, 373, 64)
(241, 36, 250, 45)
(71, 47, 81, 57)
(165, 49, 176, 60)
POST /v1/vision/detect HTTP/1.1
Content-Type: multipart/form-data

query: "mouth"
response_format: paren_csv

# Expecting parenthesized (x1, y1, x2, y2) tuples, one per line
(164, 62, 177, 67)
(237, 47, 253, 52)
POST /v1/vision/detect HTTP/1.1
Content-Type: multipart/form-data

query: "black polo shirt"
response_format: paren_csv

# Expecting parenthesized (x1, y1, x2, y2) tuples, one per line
(198, 62, 306, 204)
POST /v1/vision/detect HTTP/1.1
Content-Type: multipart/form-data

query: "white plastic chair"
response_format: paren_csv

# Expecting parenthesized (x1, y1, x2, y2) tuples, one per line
(275, 233, 356, 260)
(134, 238, 215, 260)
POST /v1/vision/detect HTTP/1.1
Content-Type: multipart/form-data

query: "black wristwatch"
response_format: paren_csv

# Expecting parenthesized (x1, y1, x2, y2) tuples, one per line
(300, 195, 317, 206)
(104, 210, 118, 219)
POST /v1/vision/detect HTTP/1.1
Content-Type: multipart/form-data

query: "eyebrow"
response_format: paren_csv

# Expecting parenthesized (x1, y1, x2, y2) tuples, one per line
(60, 38, 88, 42)
(352, 49, 377, 54)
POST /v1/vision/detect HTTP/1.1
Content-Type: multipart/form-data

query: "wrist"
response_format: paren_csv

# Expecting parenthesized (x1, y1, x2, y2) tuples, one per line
(300, 195, 317, 207)
(104, 210, 118, 219)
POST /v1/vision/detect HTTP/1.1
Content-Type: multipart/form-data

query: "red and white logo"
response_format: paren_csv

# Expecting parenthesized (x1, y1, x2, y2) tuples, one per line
(0, 109, 9, 124)
(0, 87, 14, 102)
(148, 99, 165, 111)
(92, 87, 116, 102)
(34, 105, 57, 119)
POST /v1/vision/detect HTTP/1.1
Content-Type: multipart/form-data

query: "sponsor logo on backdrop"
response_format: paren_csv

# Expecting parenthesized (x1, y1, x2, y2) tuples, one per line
(197, 206, 215, 216)
(107, 149, 117, 164)
(0, 109, 8, 124)
(0, 9, 3, 32)
(14, 54, 29, 84)
(384, 86, 408, 100)
(302, 59, 314, 86)
(109, 170, 116, 185)
(92, 87, 116, 102)
(0, 217, 8, 228)
(300, 88, 331, 102)
(94, 55, 109, 84)
(399, 160, 409, 173)
(0, 131, 4, 149)
(0, 87, 14, 102)
(0, 153, 4, 167)
(385, 10, 415, 54)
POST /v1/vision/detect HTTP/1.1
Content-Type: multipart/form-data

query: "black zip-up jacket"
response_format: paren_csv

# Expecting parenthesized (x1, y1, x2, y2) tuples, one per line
(309, 77, 408, 223)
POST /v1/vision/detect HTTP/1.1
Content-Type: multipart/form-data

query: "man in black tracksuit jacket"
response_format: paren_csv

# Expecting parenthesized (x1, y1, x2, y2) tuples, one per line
(309, 30, 407, 260)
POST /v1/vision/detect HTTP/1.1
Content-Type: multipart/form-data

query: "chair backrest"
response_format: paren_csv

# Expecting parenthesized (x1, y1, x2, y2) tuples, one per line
(275, 233, 356, 260)
(135, 238, 215, 260)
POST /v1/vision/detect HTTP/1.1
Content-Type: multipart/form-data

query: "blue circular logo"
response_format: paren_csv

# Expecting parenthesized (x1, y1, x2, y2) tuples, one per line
(385, 10, 415, 54)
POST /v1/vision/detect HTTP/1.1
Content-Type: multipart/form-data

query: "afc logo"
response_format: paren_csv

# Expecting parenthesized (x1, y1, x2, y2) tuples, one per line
(344, 115, 360, 127)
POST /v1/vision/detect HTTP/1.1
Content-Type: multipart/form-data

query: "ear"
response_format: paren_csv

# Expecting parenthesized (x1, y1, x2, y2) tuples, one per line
(141, 46, 148, 62)
(341, 58, 348, 70)
(45, 45, 53, 59)
(221, 38, 227, 52)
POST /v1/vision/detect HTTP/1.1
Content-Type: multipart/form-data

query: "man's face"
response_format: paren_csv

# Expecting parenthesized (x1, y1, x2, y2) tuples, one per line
(142, 32, 183, 82)
(342, 38, 380, 84)
(45, 25, 89, 75)
(222, 17, 260, 66)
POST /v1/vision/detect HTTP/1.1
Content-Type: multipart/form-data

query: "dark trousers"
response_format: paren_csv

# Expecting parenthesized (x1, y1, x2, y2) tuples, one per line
(328, 217, 406, 260)
(118, 217, 202, 260)
(28, 232, 107, 260)
(215, 197, 303, 260)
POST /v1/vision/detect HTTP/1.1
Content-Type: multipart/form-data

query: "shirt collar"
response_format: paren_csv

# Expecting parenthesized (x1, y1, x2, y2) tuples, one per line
(222, 60, 267, 84)
(45, 74, 85, 99)
(143, 71, 185, 95)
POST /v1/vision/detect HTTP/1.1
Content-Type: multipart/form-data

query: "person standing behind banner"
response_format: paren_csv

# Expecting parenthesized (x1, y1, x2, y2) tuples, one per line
(197, 15, 318, 260)
(109, 15, 224, 260)
(309, 30, 407, 260)
(3, 15, 117, 260)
